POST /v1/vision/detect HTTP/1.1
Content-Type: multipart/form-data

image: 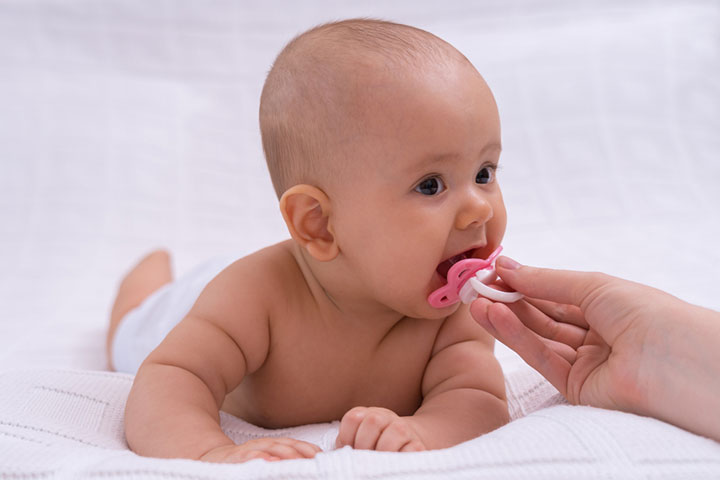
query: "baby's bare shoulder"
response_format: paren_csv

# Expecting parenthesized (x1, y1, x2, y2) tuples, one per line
(140, 242, 305, 407)
(194, 241, 299, 314)
(420, 305, 504, 402)
(431, 304, 495, 355)
(182, 241, 302, 368)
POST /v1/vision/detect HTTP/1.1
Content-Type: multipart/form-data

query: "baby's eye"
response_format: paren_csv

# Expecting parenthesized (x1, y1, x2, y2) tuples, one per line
(476, 166, 495, 185)
(415, 177, 445, 196)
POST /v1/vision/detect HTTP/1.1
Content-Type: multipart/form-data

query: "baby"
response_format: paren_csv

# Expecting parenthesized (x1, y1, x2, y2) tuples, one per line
(107, 19, 510, 463)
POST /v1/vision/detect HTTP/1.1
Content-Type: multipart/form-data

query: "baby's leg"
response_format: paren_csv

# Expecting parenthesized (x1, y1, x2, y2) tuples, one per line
(107, 250, 172, 370)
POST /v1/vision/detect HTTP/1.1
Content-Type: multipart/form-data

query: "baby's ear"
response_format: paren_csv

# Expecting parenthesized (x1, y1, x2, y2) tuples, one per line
(279, 185, 339, 262)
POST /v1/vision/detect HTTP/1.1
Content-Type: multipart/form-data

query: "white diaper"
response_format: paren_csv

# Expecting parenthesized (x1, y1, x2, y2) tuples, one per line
(111, 255, 237, 374)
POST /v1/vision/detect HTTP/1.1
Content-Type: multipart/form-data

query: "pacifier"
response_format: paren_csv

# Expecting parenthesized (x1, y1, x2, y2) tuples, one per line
(428, 246, 523, 308)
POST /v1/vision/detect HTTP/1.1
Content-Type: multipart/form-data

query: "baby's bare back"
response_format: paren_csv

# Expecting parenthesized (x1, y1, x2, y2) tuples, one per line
(219, 241, 444, 428)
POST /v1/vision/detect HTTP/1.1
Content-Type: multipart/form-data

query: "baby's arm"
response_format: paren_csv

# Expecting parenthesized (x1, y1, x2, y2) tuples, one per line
(409, 307, 509, 448)
(336, 307, 509, 451)
(124, 263, 319, 462)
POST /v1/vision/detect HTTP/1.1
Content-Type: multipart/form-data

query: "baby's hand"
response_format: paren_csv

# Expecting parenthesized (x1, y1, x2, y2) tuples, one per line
(199, 438, 322, 463)
(336, 407, 426, 452)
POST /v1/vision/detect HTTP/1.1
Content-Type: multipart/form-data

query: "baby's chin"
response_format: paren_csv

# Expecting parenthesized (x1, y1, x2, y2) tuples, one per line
(421, 301, 462, 320)
(412, 292, 462, 320)
(393, 270, 469, 320)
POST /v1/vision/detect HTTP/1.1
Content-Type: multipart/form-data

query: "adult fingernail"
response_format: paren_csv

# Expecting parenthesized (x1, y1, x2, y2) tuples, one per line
(497, 256, 521, 270)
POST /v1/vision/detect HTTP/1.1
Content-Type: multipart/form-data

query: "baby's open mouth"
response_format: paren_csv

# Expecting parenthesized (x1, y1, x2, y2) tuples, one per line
(436, 249, 476, 279)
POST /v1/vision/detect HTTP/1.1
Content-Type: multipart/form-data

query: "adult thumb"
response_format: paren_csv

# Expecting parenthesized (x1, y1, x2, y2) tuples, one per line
(495, 256, 611, 308)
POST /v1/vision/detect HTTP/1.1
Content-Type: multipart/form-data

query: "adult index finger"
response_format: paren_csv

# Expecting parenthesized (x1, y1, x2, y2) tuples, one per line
(494, 256, 614, 311)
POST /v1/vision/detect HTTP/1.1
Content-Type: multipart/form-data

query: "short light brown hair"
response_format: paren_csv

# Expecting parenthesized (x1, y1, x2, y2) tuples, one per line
(259, 19, 464, 198)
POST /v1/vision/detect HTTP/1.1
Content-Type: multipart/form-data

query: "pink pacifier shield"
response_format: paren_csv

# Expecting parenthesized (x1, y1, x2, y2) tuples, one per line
(428, 246, 503, 308)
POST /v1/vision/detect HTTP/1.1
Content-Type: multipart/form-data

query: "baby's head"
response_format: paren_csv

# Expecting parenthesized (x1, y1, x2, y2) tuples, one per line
(260, 19, 506, 319)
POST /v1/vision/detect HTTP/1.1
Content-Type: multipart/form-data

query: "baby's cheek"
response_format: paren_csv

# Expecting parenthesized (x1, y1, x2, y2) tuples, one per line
(489, 193, 507, 242)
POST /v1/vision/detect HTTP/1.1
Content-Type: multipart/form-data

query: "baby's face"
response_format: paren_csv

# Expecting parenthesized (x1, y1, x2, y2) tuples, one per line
(329, 60, 507, 319)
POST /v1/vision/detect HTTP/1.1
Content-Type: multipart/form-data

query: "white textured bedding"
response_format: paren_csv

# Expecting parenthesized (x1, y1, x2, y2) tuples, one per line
(1, 0, 719, 477)
(2, 366, 720, 479)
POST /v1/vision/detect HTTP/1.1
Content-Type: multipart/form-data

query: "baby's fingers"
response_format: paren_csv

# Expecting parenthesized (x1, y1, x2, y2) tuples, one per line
(400, 440, 425, 452)
(242, 450, 281, 462)
(375, 420, 424, 452)
(354, 410, 394, 450)
(336, 407, 367, 448)
(283, 439, 323, 458)
(471, 297, 571, 397)
(337, 407, 397, 450)
(263, 438, 320, 460)
(199, 444, 280, 463)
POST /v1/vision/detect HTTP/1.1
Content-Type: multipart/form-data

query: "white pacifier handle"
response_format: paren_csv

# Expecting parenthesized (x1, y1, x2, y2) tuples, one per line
(459, 267, 524, 304)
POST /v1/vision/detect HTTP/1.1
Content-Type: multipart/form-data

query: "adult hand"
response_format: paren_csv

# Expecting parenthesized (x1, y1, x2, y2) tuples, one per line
(470, 256, 720, 441)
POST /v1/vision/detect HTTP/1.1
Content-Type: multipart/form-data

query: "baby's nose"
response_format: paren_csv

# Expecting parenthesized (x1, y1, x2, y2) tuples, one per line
(455, 189, 493, 230)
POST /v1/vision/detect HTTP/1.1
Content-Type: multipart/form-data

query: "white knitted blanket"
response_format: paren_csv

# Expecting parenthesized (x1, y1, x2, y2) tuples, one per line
(2, 363, 719, 479)
(1, 0, 719, 477)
